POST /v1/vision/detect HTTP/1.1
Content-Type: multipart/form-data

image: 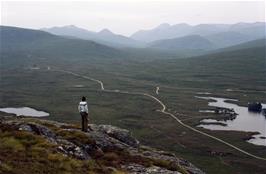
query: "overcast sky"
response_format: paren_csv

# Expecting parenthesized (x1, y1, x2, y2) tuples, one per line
(1, 0, 265, 36)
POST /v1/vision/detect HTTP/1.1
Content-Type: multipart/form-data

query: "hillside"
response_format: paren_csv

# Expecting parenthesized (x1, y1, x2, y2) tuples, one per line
(206, 31, 252, 48)
(148, 35, 213, 51)
(0, 116, 203, 174)
(230, 23, 266, 38)
(210, 38, 266, 53)
(0, 26, 57, 50)
(0, 26, 125, 64)
(141, 42, 266, 92)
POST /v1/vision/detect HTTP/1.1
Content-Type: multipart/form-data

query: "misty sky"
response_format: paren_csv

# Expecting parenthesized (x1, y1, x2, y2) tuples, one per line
(1, 0, 265, 36)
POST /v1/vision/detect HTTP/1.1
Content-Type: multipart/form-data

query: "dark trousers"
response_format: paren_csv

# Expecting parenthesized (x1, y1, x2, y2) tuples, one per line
(80, 112, 88, 132)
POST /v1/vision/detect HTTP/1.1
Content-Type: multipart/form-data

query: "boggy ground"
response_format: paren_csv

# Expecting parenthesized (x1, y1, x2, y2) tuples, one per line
(1, 67, 266, 174)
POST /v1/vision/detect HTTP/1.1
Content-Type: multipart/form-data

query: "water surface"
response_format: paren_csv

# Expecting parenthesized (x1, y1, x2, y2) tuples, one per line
(0, 107, 49, 117)
(196, 96, 266, 146)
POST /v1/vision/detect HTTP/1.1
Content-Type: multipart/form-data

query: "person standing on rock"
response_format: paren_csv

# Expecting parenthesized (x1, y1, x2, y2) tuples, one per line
(78, 96, 89, 132)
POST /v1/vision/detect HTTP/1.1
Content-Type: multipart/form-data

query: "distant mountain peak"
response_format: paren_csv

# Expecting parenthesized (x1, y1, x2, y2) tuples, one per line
(173, 23, 190, 27)
(64, 25, 78, 28)
(156, 23, 171, 29)
(98, 28, 113, 35)
(43, 25, 82, 31)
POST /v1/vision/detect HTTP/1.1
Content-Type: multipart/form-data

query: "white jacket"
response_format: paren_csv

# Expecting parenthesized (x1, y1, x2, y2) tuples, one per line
(78, 101, 88, 113)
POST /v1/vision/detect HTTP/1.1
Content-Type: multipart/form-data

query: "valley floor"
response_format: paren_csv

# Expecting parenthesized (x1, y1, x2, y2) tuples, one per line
(1, 65, 266, 174)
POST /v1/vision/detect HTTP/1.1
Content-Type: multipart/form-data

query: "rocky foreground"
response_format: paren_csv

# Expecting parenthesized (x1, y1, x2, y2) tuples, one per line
(0, 117, 204, 174)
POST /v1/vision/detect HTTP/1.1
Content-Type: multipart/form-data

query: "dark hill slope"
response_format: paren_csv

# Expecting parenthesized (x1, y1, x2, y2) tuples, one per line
(0, 26, 123, 60)
(1, 26, 56, 47)
(0, 26, 127, 71)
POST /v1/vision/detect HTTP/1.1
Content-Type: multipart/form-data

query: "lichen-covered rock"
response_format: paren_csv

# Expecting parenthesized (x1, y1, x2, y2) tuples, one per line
(129, 147, 204, 174)
(56, 138, 91, 160)
(83, 144, 104, 158)
(17, 122, 57, 144)
(18, 124, 33, 132)
(89, 127, 129, 150)
(122, 163, 182, 174)
(92, 124, 140, 148)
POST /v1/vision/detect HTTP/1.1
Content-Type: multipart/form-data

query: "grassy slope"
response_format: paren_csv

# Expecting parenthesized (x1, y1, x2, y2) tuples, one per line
(0, 122, 97, 174)
(0, 118, 189, 174)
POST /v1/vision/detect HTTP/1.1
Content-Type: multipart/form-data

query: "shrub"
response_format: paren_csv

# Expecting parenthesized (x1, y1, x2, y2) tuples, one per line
(111, 170, 127, 174)
(0, 137, 25, 152)
(0, 163, 13, 173)
(102, 152, 120, 161)
(151, 158, 189, 174)
(56, 129, 95, 146)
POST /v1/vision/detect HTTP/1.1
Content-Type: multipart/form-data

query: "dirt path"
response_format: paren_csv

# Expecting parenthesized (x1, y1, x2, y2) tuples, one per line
(53, 68, 266, 161)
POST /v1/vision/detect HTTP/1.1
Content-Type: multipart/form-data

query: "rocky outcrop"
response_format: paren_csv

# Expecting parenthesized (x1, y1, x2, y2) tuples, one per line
(92, 124, 140, 148)
(0, 118, 204, 174)
(122, 163, 182, 174)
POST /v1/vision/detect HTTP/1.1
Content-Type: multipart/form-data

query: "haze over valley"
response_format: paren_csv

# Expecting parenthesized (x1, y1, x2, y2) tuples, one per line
(41, 22, 266, 51)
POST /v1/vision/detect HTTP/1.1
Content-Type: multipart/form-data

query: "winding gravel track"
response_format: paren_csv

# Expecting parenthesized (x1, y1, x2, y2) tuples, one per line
(53, 68, 266, 161)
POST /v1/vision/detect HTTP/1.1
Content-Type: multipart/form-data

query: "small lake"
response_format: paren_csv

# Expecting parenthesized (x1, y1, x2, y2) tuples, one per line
(195, 96, 266, 146)
(0, 107, 49, 117)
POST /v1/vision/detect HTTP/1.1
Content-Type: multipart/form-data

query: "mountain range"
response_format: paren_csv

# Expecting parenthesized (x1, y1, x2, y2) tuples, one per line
(1, 25, 265, 64)
(131, 22, 265, 43)
(41, 22, 265, 51)
(41, 25, 145, 48)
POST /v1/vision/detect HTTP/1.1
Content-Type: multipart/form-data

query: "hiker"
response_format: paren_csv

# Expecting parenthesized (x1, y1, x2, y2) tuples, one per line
(78, 96, 89, 132)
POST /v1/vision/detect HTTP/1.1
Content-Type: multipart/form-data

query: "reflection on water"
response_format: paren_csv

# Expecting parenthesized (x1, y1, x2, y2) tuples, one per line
(0, 107, 49, 117)
(196, 96, 266, 146)
(200, 119, 224, 123)
(199, 110, 215, 113)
